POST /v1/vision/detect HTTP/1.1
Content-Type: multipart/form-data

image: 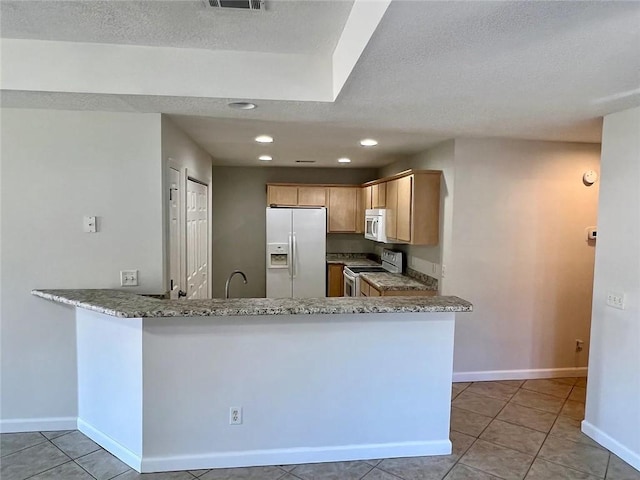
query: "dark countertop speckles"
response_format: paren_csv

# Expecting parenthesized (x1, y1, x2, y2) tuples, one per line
(32, 289, 472, 318)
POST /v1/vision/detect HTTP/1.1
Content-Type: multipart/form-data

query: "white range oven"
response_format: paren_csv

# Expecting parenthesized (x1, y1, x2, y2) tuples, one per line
(343, 249, 403, 297)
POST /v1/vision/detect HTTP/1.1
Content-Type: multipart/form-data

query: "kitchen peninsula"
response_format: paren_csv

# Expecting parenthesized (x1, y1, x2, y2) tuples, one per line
(32, 289, 471, 474)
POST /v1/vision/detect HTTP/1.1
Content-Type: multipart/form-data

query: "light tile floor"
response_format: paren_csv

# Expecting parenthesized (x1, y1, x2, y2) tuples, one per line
(2, 378, 639, 480)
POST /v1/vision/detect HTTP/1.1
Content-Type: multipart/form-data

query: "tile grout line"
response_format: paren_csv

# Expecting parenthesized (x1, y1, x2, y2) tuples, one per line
(521, 389, 607, 480)
(47, 434, 101, 480)
(453, 382, 523, 479)
(358, 463, 375, 480)
(0, 436, 50, 459)
(604, 450, 612, 479)
(20, 434, 75, 480)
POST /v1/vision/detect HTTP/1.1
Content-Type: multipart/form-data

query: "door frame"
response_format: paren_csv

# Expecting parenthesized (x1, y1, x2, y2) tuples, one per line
(167, 162, 184, 299)
(186, 174, 211, 299)
(165, 159, 213, 299)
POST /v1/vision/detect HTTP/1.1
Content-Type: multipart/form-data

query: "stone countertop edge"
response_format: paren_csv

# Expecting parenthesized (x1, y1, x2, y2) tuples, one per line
(32, 289, 472, 318)
(359, 272, 438, 291)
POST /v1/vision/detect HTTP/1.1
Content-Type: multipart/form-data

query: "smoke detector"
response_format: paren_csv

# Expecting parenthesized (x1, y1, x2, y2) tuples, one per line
(203, 0, 264, 11)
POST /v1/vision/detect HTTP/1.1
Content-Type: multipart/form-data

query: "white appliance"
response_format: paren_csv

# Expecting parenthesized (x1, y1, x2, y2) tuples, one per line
(364, 209, 388, 243)
(343, 249, 403, 297)
(266, 207, 326, 298)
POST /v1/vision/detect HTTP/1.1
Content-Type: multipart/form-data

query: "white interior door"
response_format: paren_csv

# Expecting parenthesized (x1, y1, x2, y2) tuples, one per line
(187, 179, 209, 299)
(168, 167, 183, 299)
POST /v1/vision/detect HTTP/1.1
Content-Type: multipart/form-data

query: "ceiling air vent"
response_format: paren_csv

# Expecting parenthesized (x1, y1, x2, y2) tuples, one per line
(295, 160, 316, 164)
(204, 0, 264, 10)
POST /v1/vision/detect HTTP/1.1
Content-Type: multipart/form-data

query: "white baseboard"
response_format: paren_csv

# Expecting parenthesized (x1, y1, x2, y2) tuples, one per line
(581, 421, 640, 472)
(141, 440, 452, 473)
(77, 418, 142, 471)
(0, 417, 77, 433)
(453, 367, 588, 383)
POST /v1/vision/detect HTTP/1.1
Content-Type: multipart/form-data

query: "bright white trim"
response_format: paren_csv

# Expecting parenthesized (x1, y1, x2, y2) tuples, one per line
(581, 421, 640, 472)
(141, 440, 451, 473)
(332, 0, 392, 99)
(78, 418, 142, 471)
(453, 367, 588, 383)
(2, 39, 333, 102)
(0, 417, 77, 433)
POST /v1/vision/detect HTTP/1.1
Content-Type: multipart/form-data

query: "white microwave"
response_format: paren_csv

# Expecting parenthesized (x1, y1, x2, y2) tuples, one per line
(364, 209, 388, 243)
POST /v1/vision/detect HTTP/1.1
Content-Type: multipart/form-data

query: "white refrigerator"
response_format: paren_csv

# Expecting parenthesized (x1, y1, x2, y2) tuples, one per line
(266, 207, 326, 298)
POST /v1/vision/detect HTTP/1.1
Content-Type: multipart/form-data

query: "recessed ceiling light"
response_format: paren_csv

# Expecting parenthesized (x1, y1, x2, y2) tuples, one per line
(359, 138, 378, 147)
(338, 158, 351, 163)
(259, 155, 272, 161)
(255, 135, 273, 143)
(228, 101, 256, 110)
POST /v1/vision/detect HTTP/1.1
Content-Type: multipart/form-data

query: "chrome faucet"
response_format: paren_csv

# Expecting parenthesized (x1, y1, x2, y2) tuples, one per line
(225, 270, 248, 298)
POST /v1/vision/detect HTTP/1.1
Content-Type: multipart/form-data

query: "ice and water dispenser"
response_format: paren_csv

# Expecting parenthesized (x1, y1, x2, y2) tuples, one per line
(267, 243, 289, 269)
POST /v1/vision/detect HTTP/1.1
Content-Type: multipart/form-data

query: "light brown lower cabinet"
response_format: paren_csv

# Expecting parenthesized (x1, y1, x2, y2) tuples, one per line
(360, 278, 436, 297)
(327, 264, 344, 297)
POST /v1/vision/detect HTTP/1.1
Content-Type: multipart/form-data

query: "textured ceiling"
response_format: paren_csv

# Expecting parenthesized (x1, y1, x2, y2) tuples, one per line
(2, 0, 640, 167)
(168, 115, 447, 167)
(0, 0, 354, 54)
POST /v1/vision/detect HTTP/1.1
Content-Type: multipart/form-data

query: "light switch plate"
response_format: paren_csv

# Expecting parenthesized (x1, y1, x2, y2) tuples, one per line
(120, 270, 138, 287)
(83, 216, 97, 233)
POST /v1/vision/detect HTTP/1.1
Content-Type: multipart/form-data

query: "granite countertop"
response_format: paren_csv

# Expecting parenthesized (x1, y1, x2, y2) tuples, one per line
(326, 253, 380, 267)
(360, 271, 439, 291)
(32, 289, 471, 318)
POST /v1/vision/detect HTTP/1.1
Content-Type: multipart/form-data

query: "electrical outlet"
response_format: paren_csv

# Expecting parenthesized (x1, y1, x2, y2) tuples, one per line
(229, 406, 242, 425)
(441, 264, 446, 278)
(575, 339, 584, 353)
(606, 292, 625, 310)
(120, 270, 138, 287)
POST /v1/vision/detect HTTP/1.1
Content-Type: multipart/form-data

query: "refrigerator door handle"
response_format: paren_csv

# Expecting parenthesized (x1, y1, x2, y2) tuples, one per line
(288, 233, 293, 279)
(292, 232, 297, 278)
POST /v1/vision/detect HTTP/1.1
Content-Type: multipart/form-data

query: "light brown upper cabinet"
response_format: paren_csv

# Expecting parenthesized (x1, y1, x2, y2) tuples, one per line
(384, 171, 441, 245)
(372, 183, 386, 208)
(364, 184, 386, 209)
(327, 187, 358, 233)
(396, 176, 412, 242)
(267, 185, 326, 207)
(386, 180, 398, 239)
(298, 186, 326, 207)
(267, 185, 298, 206)
(363, 186, 373, 210)
(355, 187, 364, 233)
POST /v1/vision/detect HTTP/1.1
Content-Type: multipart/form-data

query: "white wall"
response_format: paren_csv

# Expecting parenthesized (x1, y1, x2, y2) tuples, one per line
(0, 109, 164, 430)
(141, 312, 454, 471)
(451, 138, 601, 379)
(583, 107, 640, 470)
